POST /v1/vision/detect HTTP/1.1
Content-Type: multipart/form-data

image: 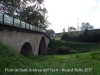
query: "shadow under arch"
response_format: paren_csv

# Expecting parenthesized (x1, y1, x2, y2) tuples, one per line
(38, 36, 47, 55)
(20, 42, 33, 56)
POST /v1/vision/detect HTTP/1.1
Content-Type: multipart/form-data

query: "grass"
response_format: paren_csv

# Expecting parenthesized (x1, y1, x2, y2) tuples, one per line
(0, 41, 100, 75)
(49, 40, 100, 53)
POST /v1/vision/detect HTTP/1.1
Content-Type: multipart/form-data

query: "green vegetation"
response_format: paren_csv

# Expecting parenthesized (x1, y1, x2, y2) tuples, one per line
(0, 41, 100, 75)
(56, 46, 76, 54)
(49, 40, 100, 53)
(61, 23, 100, 43)
(0, 0, 50, 28)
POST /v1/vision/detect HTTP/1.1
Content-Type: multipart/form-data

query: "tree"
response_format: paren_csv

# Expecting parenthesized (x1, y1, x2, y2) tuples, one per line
(0, 0, 50, 29)
(68, 26, 76, 32)
(61, 28, 66, 36)
(80, 22, 94, 31)
(63, 28, 66, 33)
(47, 29, 55, 39)
(79, 22, 94, 42)
(19, 6, 49, 28)
(68, 26, 76, 36)
(19, 0, 49, 28)
(0, 0, 44, 16)
(0, 0, 20, 17)
(80, 22, 94, 36)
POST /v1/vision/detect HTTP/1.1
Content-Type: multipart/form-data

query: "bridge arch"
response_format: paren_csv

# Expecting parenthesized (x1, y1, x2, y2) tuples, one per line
(38, 36, 47, 55)
(20, 42, 34, 56)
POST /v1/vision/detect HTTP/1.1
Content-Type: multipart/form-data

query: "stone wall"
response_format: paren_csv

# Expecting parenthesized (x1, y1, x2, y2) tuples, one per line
(0, 29, 50, 55)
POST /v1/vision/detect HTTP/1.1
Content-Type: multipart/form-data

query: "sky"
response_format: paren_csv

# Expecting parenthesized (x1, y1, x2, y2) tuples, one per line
(44, 0, 100, 33)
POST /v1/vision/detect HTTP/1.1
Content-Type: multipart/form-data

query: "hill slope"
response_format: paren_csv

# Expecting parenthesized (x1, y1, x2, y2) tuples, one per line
(49, 40, 100, 53)
(0, 41, 100, 75)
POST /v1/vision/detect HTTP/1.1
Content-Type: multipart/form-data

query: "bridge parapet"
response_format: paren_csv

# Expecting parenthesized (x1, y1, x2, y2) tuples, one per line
(0, 13, 50, 39)
(0, 13, 50, 56)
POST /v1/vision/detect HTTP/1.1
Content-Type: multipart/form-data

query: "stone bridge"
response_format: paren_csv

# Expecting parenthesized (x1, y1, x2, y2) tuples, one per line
(0, 13, 50, 56)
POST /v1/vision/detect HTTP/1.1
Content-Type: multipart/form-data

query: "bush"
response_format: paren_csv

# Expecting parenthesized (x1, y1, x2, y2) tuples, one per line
(47, 48, 56, 55)
(57, 46, 71, 54)
(71, 50, 77, 54)
(61, 33, 70, 41)
(61, 29, 100, 43)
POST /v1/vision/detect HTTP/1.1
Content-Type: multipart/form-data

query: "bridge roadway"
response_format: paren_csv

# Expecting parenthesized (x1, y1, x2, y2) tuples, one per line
(0, 13, 50, 56)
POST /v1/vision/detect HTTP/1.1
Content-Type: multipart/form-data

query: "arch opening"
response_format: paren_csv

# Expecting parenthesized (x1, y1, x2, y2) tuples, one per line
(20, 42, 33, 56)
(38, 36, 46, 55)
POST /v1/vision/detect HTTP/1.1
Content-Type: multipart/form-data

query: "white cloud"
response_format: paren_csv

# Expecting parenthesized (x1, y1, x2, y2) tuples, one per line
(44, 0, 100, 33)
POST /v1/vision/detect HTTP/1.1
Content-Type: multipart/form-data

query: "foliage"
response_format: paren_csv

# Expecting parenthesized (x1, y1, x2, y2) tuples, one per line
(61, 33, 70, 40)
(56, 46, 71, 54)
(61, 22, 97, 43)
(67, 26, 77, 37)
(49, 40, 100, 53)
(47, 48, 56, 55)
(79, 22, 94, 41)
(47, 29, 55, 39)
(0, 41, 100, 75)
(61, 22, 96, 43)
(56, 46, 77, 54)
(0, 0, 44, 15)
(62, 28, 66, 33)
(79, 29, 100, 43)
(61, 32, 78, 42)
(71, 50, 77, 54)
(0, 0, 50, 28)
(61, 26, 77, 41)
(61, 28, 66, 38)
(55, 38, 60, 40)
(0, 0, 20, 16)
(68, 26, 76, 32)
(80, 22, 94, 31)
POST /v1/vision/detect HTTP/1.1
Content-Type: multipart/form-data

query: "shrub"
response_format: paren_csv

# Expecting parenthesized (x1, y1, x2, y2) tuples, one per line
(47, 48, 56, 55)
(61, 33, 70, 41)
(71, 50, 77, 54)
(56, 46, 71, 54)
